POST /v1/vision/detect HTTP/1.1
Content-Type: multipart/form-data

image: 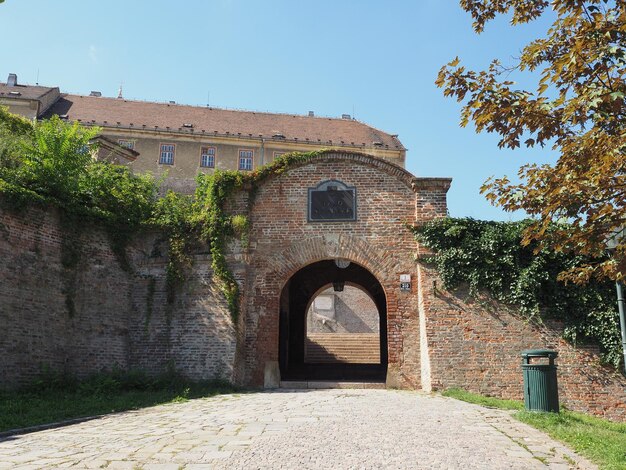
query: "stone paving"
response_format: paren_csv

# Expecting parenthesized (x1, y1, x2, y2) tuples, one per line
(0, 389, 596, 469)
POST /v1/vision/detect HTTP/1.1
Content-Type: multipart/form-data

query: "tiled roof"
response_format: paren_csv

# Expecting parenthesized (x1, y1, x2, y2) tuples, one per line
(0, 83, 58, 100)
(42, 94, 405, 151)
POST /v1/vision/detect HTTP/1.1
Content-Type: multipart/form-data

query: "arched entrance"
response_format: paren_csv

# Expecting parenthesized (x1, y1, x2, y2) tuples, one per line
(278, 259, 388, 382)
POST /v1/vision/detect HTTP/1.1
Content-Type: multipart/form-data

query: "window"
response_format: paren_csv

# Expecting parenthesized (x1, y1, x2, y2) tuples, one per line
(273, 151, 286, 161)
(118, 140, 135, 150)
(238, 149, 253, 171)
(200, 146, 216, 168)
(159, 143, 175, 165)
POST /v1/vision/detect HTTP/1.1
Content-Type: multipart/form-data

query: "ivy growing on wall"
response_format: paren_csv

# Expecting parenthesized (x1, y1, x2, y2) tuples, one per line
(0, 109, 157, 317)
(145, 149, 330, 321)
(413, 218, 622, 368)
(0, 108, 330, 324)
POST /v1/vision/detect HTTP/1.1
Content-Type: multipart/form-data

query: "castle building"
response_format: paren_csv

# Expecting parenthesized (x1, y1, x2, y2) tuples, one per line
(0, 74, 406, 192)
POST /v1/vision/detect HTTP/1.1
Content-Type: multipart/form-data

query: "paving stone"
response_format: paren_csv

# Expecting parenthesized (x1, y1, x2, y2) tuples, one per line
(0, 389, 597, 469)
(105, 461, 140, 470)
(141, 464, 180, 470)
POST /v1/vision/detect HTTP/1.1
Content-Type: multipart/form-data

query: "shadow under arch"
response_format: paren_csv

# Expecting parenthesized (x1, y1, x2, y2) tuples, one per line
(279, 259, 388, 382)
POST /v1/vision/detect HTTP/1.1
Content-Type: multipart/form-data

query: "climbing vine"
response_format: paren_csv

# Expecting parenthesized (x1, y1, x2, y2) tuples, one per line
(0, 109, 332, 324)
(413, 218, 622, 368)
(187, 149, 328, 322)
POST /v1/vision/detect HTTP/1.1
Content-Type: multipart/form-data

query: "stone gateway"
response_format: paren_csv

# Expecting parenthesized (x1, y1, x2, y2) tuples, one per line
(235, 151, 449, 388)
(1, 151, 625, 421)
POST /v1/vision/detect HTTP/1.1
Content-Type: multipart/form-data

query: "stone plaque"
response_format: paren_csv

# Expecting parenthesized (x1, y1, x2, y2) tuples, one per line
(308, 180, 356, 222)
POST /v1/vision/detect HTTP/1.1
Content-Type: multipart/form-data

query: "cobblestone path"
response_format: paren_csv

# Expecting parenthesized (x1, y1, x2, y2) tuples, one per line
(0, 389, 595, 469)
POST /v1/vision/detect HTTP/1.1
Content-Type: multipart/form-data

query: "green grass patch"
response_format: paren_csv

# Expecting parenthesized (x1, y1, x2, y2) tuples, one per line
(442, 388, 626, 470)
(0, 371, 237, 433)
(516, 410, 626, 470)
(442, 387, 524, 411)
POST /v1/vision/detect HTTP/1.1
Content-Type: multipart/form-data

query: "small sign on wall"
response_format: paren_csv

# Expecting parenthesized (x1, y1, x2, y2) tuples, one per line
(308, 180, 357, 222)
(400, 274, 411, 292)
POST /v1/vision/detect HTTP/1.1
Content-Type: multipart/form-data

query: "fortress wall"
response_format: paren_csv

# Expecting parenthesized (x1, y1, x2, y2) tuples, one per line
(0, 202, 237, 388)
(418, 264, 626, 421)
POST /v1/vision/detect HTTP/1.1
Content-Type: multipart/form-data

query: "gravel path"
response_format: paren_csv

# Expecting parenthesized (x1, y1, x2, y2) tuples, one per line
(0, 389, 596, 469)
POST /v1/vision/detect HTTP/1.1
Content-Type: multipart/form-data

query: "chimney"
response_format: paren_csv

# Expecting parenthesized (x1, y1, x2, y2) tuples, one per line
(308, 111, 314, 117)
(6, 73, 17, 87)
(89, 91, 102, 97)
(341, 114, 351, 120)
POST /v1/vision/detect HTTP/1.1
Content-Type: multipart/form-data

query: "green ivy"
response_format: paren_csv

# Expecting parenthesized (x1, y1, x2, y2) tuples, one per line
(194, 149, 329, 321)
(149, 191, 195, 303)
(0, 110, 332, 324)
(413, 218, 622, 368)
(0, 110, 158, 316)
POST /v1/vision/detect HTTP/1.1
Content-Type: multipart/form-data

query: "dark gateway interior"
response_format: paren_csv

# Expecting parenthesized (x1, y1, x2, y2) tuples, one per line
(279, 259, 388, 382)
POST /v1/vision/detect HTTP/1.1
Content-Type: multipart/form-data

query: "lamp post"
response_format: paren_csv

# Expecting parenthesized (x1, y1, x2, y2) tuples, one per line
(606, 227, 626, 375)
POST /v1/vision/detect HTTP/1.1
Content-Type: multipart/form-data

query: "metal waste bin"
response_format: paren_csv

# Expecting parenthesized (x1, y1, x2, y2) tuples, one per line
(521, 349, 559, 413)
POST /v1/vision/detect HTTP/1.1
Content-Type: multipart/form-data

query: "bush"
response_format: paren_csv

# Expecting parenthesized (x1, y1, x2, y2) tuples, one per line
(80, 163, 157, 229)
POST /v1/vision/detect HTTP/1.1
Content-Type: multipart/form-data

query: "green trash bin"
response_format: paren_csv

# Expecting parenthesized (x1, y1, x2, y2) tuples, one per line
(521, 349, 559, 413)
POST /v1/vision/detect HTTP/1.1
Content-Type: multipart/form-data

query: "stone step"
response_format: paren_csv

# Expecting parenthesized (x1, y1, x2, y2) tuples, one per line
(279, 380, 386, 390)
(305, 333, 381, 364)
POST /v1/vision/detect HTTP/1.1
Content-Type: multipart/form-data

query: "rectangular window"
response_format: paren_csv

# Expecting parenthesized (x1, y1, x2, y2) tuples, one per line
(159, 143, 175, 165)
(273, 151, 286, 161)
(200, 146, 216, 168)
(118, 139, 135, 150)
(238, 149, 253, 171)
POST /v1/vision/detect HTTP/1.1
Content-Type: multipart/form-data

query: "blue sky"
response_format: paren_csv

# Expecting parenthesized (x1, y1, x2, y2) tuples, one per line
(0, 0, 557, 220)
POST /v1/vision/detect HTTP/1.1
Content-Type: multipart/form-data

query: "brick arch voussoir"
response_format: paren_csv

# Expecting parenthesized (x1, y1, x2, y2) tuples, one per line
(260, 234, 402, 293)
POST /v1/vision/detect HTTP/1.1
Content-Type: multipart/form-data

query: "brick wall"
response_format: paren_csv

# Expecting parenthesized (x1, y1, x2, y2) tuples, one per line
(0, 202, 237, 388)
(417, 263, 626, 421)
(127, 249, 237, 382)
(0, 204, 132, 386)
(240, 152, 442, 387)
(2, 151, 624, 422)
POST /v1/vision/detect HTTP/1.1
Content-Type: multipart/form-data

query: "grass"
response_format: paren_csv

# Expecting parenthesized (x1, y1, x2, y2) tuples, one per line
(442, 388, 626, 470)
(516, 411, 626, 470)
(0, 371, 237, 433)
(442, 387, 524, 411)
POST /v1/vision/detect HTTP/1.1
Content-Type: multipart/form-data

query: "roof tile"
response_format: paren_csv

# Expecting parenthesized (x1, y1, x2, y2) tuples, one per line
(42, 94, 405, 150)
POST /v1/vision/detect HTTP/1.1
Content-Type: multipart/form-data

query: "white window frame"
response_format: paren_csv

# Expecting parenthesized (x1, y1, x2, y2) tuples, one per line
(273, 151, 286, 161)
(238, 149, 253, 171)
(200, 146, 216, 168)
(159, 143, 175, 165)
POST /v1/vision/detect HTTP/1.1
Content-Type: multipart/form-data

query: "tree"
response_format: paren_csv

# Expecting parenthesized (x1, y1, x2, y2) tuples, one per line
(0, 109, 158, 227)
(436, 0, 626, 284)
(16, 116, 99, 204)
(0, 106, 32, 171)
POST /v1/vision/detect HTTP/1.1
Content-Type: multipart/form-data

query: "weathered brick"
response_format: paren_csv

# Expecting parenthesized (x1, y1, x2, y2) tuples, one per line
(1, 151, 624, 422)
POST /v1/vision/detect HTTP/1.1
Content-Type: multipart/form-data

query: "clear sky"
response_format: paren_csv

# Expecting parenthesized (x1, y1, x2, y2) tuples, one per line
(0, 0, 557, 220)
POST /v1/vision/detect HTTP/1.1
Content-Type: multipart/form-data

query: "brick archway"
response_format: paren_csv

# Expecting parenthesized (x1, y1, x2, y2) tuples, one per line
(278, 259, 387, 381)
(236, 153, 450, 387)
(270, 234, 403, 292)
(241, 233, 408, 386)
